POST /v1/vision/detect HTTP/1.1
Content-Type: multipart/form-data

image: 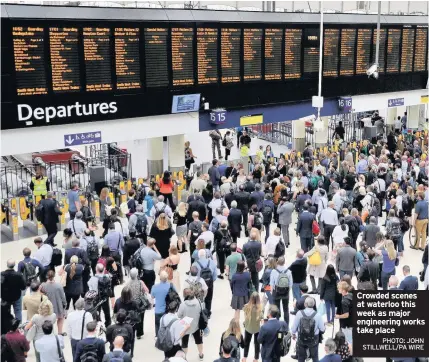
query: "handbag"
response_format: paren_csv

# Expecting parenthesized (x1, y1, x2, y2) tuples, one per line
(55, 336, 65, 362)
(135, 282, 152, 312)
(161, 258, 174, 280)
(308, 249, 322, 266)
(312, 220, 320, 236)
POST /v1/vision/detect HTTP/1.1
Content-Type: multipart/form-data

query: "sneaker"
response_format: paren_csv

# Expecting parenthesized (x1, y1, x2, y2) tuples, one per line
(218, 275, 224, 279)
(291, 355, 298, 360)
(199, 354, 204, 360)
(419, 248, 425, 251)
(410, 245, 417, 250)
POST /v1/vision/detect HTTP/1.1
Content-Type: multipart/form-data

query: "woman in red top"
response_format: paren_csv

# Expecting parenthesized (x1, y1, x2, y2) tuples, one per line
(159, 170, 176, 211)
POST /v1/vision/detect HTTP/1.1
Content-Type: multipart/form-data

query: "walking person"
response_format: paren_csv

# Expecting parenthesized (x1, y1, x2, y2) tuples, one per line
(230, 260, 251, 322)
(319, 264, 339, 326)
(140, 237, 162, 292)
(305, 236, 329, 294)
(270, 256, 293, 324)
(41, 270, 66, 335)
(1, 259, 26, 323)
(242, 229, 262, 292)
(67, 182, 81, 220)
(209, 129, 223, 160)
(375, 239, 398, 290)
(224, 130, 234, 160)
(296, 204, 315, 252)
(63, 255, 84, 311)
(66, 298, 93, 359)
(126, 268, 149, 339)
(277, 196, 294, 247)
(159, 171, 176, 212)
(39, 192, 62, 243)
(242, 292, 263, 362)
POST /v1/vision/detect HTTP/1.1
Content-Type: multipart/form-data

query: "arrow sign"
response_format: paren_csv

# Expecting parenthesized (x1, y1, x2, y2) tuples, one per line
(388, 97, 404, 107)
(64, 131, 102, 147)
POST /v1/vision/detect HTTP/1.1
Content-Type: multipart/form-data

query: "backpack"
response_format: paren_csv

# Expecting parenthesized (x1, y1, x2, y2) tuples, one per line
(80, 343, 98, 362)
(155, 317, 178, 352)
(276, 327, 292, 357)
(129, 246, 144, 271)
(106, 352, 125, 362)
(51, 247, 63, 267)
(135, 213, 147, 235)
(253, 213, 263, 229)
(35, 202, 44, 222)
(369, 195, 381, 216)
(154, 204, 166, 219)
(97, 276, 112, 301)
(197, 260, 214, 288)
(111, 326, 131, 352)
(209, 130, 221, 140)
(222, 137, 227, 147)
(388, 218, 402, 239)
(190, 222, 202, 243)
(86, 238, 99, 260)
(209, 217, 220, 233)
(400, 218, 410, 232)
(345, 216, 359, 236)
(219, 229, 232, 253)
(274, 240, 286, 259)
(341, 198, 353, 212)
(198, 301, 209, 330)
(165, 284, 181, 308)
(22, 261, 37, 286)
(298, 311, 318, 347)
(262, 205, 273, 224)
(186, 278, 205, 302)
(222, 335, 240, 359)
(125, 309, 141, 326)
(274, 268, 290, 298)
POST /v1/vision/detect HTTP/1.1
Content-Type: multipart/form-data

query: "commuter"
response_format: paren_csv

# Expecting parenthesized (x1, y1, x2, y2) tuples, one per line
(126, 268, 149, 339)
(31, 171, 50, 199)
(296, 203, 315, 252)
(320, 264, 339, 327)
(64, 255, 84, 310)
(230, 260, 251, 321)
(223, 130, 234, 160)
(105, 310, 134, 355)
(183, 265, 208, 303)
(151, 270, 176, 336)
(215, 338, 238, 362)
(81, 229, 100, 273)
(288, 249, 308, 301)
(198, 222, 214, 250)
(357, 249, 379, 290)
(102, 336, 132, 362)
(261, 194, 275, 240)
(162, 244, 181, 291)
(68, 182, 81, 220)
(332, 121, 345, 141)
(33, 237, 53, 282)
(144, 190, 156, 219)
(159, 170, 176, 211)
(189, 172, 207, 195)
(413, 191, 428, 250)
(213, 221, 231, 279)
(242, 229, 262, 291)
(140, 237, 161, 292)
(66, 298, 93, 358)
(208, 159, 221, 192)
(149, 213, 175, 260)
(174, 202, 189, 253)
(319, 338, 341, 362)
(74, 321, 106, 362)
(265, 227, 282, 257)
(242, 292, 262, 362)
(386, 209, 402, 252)
(87, 263, 112, 327)
(362, 216, 380, 248)
(34, 321, 65, 362)
(375, 239, 398, 290)
(320, 201, 339, 247)
(80, 198, 93, 226)
(62, 228, 75, 250)
(1, 259, 26, 323)
(234, 184, 251, 237)
(122, 231, 141, 275)
(18, 247, 44, 289)
(239, 129, 251, 148)
(335, 281, 354, 344)
(64, 238, 89, 265)
(227, 201, 243, 243)
(220, 319, 244, 361)
(41, 270, 66, 335)
(334, 331, 351, 362)
(184, 141, 197, 170)
(128, 204, 148, 242)
(269, 256, 292, 324)
(187, 211, 203, 263)
(99, 187, 112, 223)
(23, 281, 50, 321)
(150, 195, 173, 219)
(388, 275, 401, 290)
(40, 192, 62, 242)
(104, 223, 125, 259)
(4, 319, 30, 362)
(187, 195, 206, 223)
(277, 196, 294, 247)
(209, 129, 223, 160)
(336, 237, 358, 279)
(399, 265, 419, 290)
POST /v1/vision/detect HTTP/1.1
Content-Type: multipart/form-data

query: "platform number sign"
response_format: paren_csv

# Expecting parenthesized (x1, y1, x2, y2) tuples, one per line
(338, 96, 352, 111)
(209, 109, 227, 124)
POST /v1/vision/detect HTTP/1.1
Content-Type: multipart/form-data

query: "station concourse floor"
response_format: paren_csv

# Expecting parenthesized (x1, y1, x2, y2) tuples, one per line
(1, 132, 426, 362)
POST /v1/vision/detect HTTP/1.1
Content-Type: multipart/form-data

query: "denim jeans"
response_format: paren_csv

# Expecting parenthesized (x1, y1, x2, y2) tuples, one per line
(300, 237, 312, 252)
(265, 291, 273, 305)
(155, 313, 164, 337)
(12, 296, 23, 322)
(292, 283, 301, 301)
(381, 270, 395, 290)
(339, 270, 353, 279)
(398, 235, 404, 253)
(325, 300, 335, 323)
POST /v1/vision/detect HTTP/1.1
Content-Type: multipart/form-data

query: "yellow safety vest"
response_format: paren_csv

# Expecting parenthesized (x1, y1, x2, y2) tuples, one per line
(32, 177, 48, 196)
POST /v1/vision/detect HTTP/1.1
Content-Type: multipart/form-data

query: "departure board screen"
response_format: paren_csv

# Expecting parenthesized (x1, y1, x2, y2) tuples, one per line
(221, 28, 241, 83)
(12, 26, 48, 96)
(264, 28, 282, 80)
(243, 29, 262, 81)
(171, 28, 194, 86)
(414, 27, 427, 71)
(49, 27, 80, 93)
(340, 28, 356, 76)
(144, 28, 169, 87)
(285, 28, 302, 79)
(386, 28, 401, 73)
(356, 28, 372, 75)
(197, 28, 218, 85)
(373, 28, 386, 73)
(323, 29, 339, 77)
(400, 27, 415, 73)
(114, 28, 141, 90)
(303, 28, 319, 74)
(83, 27, 112, 92)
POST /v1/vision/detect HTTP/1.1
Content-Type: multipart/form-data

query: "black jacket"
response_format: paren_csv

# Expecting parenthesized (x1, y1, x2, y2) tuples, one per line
(40, 198, 61, 226)
(187, 199, 206, 222)
(357, 260, 379, 288)
(297, 211, 314, 238)
(249, 191, 264, 210)
(227, 209, 243, 235)
(106, 323, 134, 353)
(1, 270, 26, 303)
(320, 275, 339, 301)
(224, 192, 236, 209)
(64, 263, 84, 296)
(243, 240, 262, 272)
(65, 247, 89, 266)
(288, 258, 308, 284)
(234, 191, 250, 212)
(244, 181, 256, 193)
(75, 337, 106, 362)
(123, 238, 141, 267)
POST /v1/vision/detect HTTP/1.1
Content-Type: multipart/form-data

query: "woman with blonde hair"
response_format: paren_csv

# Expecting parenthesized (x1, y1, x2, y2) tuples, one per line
(174, 202, 188, 252)
(41, 270, 66, 335)
(242, 292, 263, 362)
(149, 213, 175, 259)
(161, 244, 181, 291)
(375, 239, 398, 290)
(220, 318, 244, 360)
(99, 186, 112, 222)
(64, 255, 84, 311)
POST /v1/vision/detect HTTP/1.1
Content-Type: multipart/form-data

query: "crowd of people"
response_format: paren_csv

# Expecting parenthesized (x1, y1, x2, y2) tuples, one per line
(1, 127, 428, 362)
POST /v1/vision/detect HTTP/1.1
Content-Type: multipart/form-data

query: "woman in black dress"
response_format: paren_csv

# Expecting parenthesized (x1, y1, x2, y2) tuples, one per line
(149, 213, 174, 259)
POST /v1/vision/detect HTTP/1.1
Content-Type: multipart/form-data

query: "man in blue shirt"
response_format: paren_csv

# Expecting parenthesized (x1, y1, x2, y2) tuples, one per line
(104, 223, 124, 255)
(17, 247, 44, 284)
(67, 182, 81, 220)
(399, 265, 419, 291)
(356, 154, 368, 175)
(414, 192, 428, 250)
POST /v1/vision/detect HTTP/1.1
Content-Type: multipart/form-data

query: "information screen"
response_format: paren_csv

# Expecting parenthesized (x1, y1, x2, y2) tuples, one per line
(12, 26, 48, 96)
(144, 27, 169, 87)
(171, 28, 194, 86)
(83, 27, 112, 92)
(221, 28, 241, 83)
(414, 27, 428, 71)
(386, 28, 401, 73)
(197, 28, 218, 85)
(285, 28, 302, 79)
(303, 28, 319, 74)
(323, 28, 339, 77)
(264, 28, 282, 80)
(400, 27, 415, 73)
(373, 28, 386, 73)
(340, 28, 356, 76)
(114, 27, 141, 90)
(356, 28, 372, 75)
(49, 27, 80, 93)
(243, 28, 262, 81)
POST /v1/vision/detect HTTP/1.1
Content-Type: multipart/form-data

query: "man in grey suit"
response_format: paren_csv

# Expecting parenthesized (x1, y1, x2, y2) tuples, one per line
(277, 196, 295, 247)
(362, 216, 380, 248)
(296, 203, 315, 252)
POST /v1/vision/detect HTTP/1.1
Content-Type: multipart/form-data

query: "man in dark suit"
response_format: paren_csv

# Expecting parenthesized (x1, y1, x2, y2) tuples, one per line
(1, 259, 26, 323)
(186, 195, 206, 222)
(224, 188, 236, 209)
(357, 249, 379, 290)
(227, 201, 243, 243)
(399, 265, 419, 291)
(249, 183, 264, 211)
(40, 192, 62, 244)
(74, 320, 105, 362)
(258, 305, 288, 362)
(244, 175, 256, 193)
(296, 204, 315, 252)
(243, 229, 262, 292)
(234, 184, 250, 237)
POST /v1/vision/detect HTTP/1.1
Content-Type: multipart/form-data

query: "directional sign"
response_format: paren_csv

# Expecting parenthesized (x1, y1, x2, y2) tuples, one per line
(388, 97, 405, 107)
(64, 131, 102, 146)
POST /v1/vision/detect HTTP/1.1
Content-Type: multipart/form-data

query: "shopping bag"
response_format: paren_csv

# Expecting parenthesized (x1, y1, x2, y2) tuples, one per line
(317, 301, 326, 316)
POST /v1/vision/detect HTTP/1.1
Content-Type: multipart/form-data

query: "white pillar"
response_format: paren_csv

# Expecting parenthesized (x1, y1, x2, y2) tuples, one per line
(168, 134, 185, 172)
(117, 139, 148, 179)
(315, 116, 329, 148)
(386, 107, 397, 133)
(407, 105, 420, 129)
(147, 137, 163, 177)
(292, 119, 306, 151)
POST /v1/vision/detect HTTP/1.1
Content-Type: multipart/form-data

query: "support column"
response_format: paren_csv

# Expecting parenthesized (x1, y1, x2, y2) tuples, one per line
(386, 107, 397, 133)
(147, 137, 163, 178)
(168, 134, 185, 173)
(292, 119, 306, 152)
(117, 139, 147, 179)
(315, 116, 329, 148)
(407, 105, 420, 129)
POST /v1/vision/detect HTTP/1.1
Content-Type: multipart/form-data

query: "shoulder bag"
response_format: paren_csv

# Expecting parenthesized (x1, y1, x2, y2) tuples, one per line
(55, 336, 65, 362)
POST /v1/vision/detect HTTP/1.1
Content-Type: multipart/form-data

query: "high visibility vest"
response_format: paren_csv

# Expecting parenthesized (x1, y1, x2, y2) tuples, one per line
(32, 177, 48, 196)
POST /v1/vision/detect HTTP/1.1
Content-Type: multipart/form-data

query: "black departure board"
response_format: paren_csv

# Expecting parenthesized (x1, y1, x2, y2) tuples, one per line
(144, 28, 168, 87)
(264, 28, 282, 80)
(114, 27, 141, 90)
(83, 27, 112, 91)
(243, 28, 262, 81)
(303, 28, 319, 74)
(340, 28, 356, 76)
(49, 27, 80, 93)
(197, 28, 218, 85)
(323, 28, 339, 77)
(401, 27, 415, 73)
(285, 28, 302, 79)
(12, 26, 48, 96)
(356, 28, 372, 75)
(414, 27, 428, 71)
(373, 28, 386, 73)
(221, 28, 241, 83)
(386, 28, 401, 73)
(171, 27, 194, 86)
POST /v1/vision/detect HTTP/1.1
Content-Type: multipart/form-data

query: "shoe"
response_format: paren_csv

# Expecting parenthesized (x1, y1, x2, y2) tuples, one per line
(290, 311, 297, 315)
(61, 332, 67, 337)
(410, 246, 417, 250)
(291, 355, 298, 360)
(219, 156, 223, 159)
(199, 354, 204, 360)
(218, 275, 224, 279)
(419, 248, 425, 251)
(186, 271, 190, 275)
(308, 290, 318, 294)
(137, 336, 142, 340)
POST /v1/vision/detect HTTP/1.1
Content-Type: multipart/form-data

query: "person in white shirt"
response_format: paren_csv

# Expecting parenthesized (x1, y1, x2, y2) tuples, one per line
(320, 201, 339, 250)
(189, 172, 208, 195)
(332, 222, 349, 248)
(394, 116, 402, 133)
(150, 195, 173, 219)
(332, 189, 346, 214)
(199, 222, 214, 250)
(220, 177, 232, 196)
(67, 298, 93, 359)
(265, 227, 281, 257)
(67, 211, 86, 238)
(396, 189, 404, 211)
(34, 320, 65, 362)
(360, 185, 378, 212)
(208, 192, 228, 218)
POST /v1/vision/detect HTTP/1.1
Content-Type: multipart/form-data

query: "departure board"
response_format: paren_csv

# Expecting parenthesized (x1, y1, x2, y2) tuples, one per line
(285, 29, 302, 79)
(83, 27, 112, 91)
(197, 28, 218, 85)
(12, 26, 48, 96)
(144, 28, 169, 87)
(49, 27, 80, 93)
(400, 27, 415, 73)
(114, 27, 141, 90)
(221, 28, 241, 83)
(303, 28, 319, 74)
(414, 27, 428, 71)
(264, 28, 282, 80)
(323, 29, 339, 77)
(340, 28, 356, 76)
(373, 28, 386, 73)
(386, 28, 401, 73)
(171, 28, 194, 86)
(243, 29, 262, 81)
(356, 28, 372, 75)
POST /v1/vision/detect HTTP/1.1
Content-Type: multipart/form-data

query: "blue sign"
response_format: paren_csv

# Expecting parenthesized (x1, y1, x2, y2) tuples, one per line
(388, 98, 405, 107)
(338, 96, 352, 111)
(64, 131, 102, 146)
(209, 109, 227, 124)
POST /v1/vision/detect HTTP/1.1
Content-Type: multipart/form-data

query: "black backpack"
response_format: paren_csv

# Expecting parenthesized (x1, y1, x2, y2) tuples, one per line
(262, 205, 272, 224)
(298, 311, 318, 347)
(276, 326, 292, 357)
(86, 238, 99, 260)
(190, 221, 202, 243)
(222, 335, 240, 359)
(369, 195, 381, 216)
(274, 240, 286, 259)
(22, 261, 37, 286)
(165, 284, 181, 308)
(197, 260, 213, 288)
(51, 247, 63, 267)
(135, 214, 147, 235)
(35, 202, 44, 222)
(222, 137, 227, 147)
(129, 246, 145, 271)
(97, 276, 112, 301)
(111, 326, 131, 352)
(154, 204, 166, 219)
(80, 343, 98, 362)
(219, 229, 232, 253)
(253, 213, 263, 229)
